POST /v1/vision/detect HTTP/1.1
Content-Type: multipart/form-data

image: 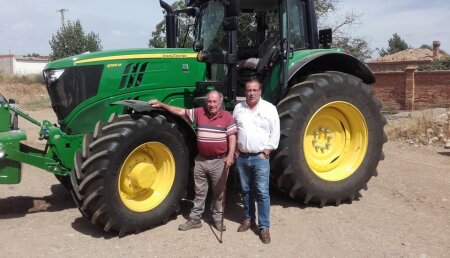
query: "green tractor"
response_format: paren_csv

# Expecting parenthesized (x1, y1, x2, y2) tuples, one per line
(0, 0, 386, 235)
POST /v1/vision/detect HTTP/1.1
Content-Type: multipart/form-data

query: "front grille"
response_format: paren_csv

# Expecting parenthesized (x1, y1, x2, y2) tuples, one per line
(119, 62, 149, 89)
(45, 65, 103, 120)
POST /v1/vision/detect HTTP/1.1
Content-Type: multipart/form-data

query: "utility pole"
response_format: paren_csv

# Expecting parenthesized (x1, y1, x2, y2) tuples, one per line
(57, 9, 69, 27)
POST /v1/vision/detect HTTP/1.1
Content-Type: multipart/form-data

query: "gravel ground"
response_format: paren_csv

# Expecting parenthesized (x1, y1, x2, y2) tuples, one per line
(0, 109, 449, 257)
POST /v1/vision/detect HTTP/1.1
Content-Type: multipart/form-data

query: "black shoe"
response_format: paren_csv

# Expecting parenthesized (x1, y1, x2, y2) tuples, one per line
(178, 219, 202, 231)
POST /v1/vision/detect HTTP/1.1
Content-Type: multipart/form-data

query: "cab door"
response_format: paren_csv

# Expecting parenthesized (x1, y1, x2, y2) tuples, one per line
(276, 0, 310, 99)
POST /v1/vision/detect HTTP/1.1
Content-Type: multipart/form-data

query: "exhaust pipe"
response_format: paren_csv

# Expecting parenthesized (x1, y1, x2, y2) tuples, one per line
(159, 0, 177, 48)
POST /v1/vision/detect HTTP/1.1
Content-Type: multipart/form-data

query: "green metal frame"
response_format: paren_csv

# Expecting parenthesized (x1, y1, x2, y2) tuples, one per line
(0, 103, 82, 183)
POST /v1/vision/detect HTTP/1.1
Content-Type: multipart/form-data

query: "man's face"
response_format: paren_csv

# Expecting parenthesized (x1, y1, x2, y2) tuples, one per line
(206, 92, 222, 116)
(245, 81, 261, 107)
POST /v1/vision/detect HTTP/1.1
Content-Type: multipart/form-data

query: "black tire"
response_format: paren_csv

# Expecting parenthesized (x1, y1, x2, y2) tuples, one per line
(54, 174, 71, 189)
(70, 113, 189, 235)
(272, 72, 387, 206)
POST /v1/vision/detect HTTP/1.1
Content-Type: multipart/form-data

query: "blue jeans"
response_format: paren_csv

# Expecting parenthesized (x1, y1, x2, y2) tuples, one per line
(235, 154, 270, 229)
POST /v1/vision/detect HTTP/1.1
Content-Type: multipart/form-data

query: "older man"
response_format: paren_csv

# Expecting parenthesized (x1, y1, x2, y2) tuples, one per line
(149, 91, 237, 231)
(233, 79, 280, 244)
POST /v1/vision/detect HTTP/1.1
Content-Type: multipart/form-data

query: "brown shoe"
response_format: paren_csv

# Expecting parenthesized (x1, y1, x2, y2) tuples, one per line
(237, 219, 255, 232)
(259, 229, 271, 244)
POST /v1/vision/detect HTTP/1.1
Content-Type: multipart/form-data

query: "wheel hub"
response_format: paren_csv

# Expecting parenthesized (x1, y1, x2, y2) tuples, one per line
(304, 101, 368, 182)
(312, 128, 333, 152)
(128, 163, 157, 190)
(118, 142, 175, 212)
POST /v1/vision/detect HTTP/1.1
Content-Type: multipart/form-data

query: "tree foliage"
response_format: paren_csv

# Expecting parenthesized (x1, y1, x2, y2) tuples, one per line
(25, 53, 41, 57)
(378, 33, 409, 57)
(418, 57, 450, 71)
(420, 44, 449, 56)
(148, 1, 194, 48)
(49, 20, 102, 61)
(333, 37, 372, 61)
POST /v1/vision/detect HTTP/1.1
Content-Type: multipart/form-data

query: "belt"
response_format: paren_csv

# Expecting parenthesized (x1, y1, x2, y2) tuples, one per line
(239, 152, 264, 156)
(201, 153, 227, 160)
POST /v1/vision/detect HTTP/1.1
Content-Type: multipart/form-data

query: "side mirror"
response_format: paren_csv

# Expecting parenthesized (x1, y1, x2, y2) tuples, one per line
(223, 16, 238, 31)
(224, 0, 239, 17)
(319, 28, 332, 48)
(194, 39, 204, 51)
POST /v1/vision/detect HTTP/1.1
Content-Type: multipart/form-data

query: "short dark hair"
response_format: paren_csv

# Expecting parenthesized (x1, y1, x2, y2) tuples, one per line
(245, 78, 262, 90)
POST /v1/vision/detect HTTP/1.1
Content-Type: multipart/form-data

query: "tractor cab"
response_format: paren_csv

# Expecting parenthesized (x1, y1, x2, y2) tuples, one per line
(184, 0, 324, 104)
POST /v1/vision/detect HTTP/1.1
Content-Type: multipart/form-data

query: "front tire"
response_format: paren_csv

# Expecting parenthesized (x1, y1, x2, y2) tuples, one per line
(70, 114, 189, 235)
(272, 72, 387, 206)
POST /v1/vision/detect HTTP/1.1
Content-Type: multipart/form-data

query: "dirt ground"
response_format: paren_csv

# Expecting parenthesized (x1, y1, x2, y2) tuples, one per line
(0, 109, 449, 258)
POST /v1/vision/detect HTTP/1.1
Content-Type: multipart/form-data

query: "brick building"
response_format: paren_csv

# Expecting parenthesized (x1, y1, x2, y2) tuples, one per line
(367, 41, 450, 110)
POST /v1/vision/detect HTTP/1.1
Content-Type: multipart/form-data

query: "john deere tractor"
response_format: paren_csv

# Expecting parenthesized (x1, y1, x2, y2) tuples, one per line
(0, 0, 386, 235)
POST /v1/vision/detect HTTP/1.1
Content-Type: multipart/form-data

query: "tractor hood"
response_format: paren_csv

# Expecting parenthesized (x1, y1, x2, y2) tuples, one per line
(44, 48, 198, 69)
(43, 48, 205, 134)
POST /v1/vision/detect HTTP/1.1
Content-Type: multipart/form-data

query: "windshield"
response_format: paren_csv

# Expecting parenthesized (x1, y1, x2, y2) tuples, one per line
(196, 0, 228, 53)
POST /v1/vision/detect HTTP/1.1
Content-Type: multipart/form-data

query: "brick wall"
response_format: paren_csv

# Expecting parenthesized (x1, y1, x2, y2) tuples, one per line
(368, 60, 431, 72)
(371, 72, 405, 110)
(414, 71, 450, 109)
(372, 68, 450, 110)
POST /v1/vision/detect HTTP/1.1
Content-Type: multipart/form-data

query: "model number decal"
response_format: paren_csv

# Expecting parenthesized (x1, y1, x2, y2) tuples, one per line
(107, 63, 122, 68)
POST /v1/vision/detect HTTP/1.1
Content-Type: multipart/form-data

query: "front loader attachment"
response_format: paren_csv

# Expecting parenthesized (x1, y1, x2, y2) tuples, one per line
(0, 97, 81, 184)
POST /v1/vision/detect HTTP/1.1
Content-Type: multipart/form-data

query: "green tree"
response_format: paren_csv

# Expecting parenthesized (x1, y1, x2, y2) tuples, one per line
(379, 33, 409, 57)
(333, 37, 372, 61)
(148, 1, 194, 48)
(49, 20, 102, 61)
(420, 44, 448, 56)
(25, 53, 40, 57)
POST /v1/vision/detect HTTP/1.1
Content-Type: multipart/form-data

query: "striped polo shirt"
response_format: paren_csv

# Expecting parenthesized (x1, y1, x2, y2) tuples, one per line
(185, 107, 237, 157)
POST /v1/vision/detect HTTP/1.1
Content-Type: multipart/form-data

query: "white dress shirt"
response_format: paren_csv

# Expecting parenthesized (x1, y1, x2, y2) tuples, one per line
(233, 98, 280, 153)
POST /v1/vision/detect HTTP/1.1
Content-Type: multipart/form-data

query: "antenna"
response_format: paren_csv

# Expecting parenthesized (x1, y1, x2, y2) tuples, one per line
(57, 9, 69, 27)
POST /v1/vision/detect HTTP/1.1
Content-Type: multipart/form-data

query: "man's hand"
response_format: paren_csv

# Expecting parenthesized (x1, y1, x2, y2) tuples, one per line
(148, 100, 185, 116)
(224, 155, 234, 168)
(149, 99, 162, 108)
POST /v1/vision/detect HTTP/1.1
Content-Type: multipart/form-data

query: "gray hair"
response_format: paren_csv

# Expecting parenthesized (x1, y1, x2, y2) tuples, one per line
(205, 90, 224, 104)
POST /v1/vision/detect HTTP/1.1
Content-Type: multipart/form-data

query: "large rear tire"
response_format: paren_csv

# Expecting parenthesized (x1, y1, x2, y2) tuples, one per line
(70, 114, 189, 235)
(272, 72, 387, 206)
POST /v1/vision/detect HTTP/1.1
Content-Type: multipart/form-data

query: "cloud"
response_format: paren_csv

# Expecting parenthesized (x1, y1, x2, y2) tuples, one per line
(110, 30, 130, 37)
(10, 21, 34, 32)
(340, 0, 450, 54)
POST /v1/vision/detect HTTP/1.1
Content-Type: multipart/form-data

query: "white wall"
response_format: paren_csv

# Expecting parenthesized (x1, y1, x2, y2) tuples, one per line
(13, 59, 48, 75)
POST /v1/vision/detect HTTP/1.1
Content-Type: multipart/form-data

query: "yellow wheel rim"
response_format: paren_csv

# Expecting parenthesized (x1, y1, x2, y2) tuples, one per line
(118, 142, 175, 212)
(303, 101, 368, 181)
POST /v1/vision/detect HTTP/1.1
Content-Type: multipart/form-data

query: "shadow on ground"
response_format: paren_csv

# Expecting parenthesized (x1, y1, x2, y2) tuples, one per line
(0, 184, 75, 219)
(438, 151, 450, 157)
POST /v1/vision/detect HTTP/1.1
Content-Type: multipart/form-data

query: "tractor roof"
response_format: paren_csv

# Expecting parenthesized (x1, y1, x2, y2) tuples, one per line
(240, 0, 278, 11)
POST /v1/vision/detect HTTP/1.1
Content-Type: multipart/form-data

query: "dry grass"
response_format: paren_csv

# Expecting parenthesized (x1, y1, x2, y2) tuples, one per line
(0, 72, 44, 85)
(0, 73, 49, 110)
(386, 108, 450, 146)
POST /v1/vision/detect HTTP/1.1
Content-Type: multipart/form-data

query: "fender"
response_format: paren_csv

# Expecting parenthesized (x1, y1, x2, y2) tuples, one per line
(288, 52, 376, 85)
(111, 99, 158, 113)
(111, 99, 198, 159)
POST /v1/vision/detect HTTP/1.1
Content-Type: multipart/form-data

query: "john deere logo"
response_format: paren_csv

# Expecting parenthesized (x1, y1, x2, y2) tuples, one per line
(162, 54, 190, 58)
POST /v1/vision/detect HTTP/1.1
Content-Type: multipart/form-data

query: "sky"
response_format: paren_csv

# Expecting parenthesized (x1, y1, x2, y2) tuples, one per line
(0, 0, 449, 59)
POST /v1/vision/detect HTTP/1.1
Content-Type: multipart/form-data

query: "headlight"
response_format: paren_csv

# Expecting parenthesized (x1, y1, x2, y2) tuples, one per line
(43, 69, 65, 85)
(0, 147, 5, 159)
